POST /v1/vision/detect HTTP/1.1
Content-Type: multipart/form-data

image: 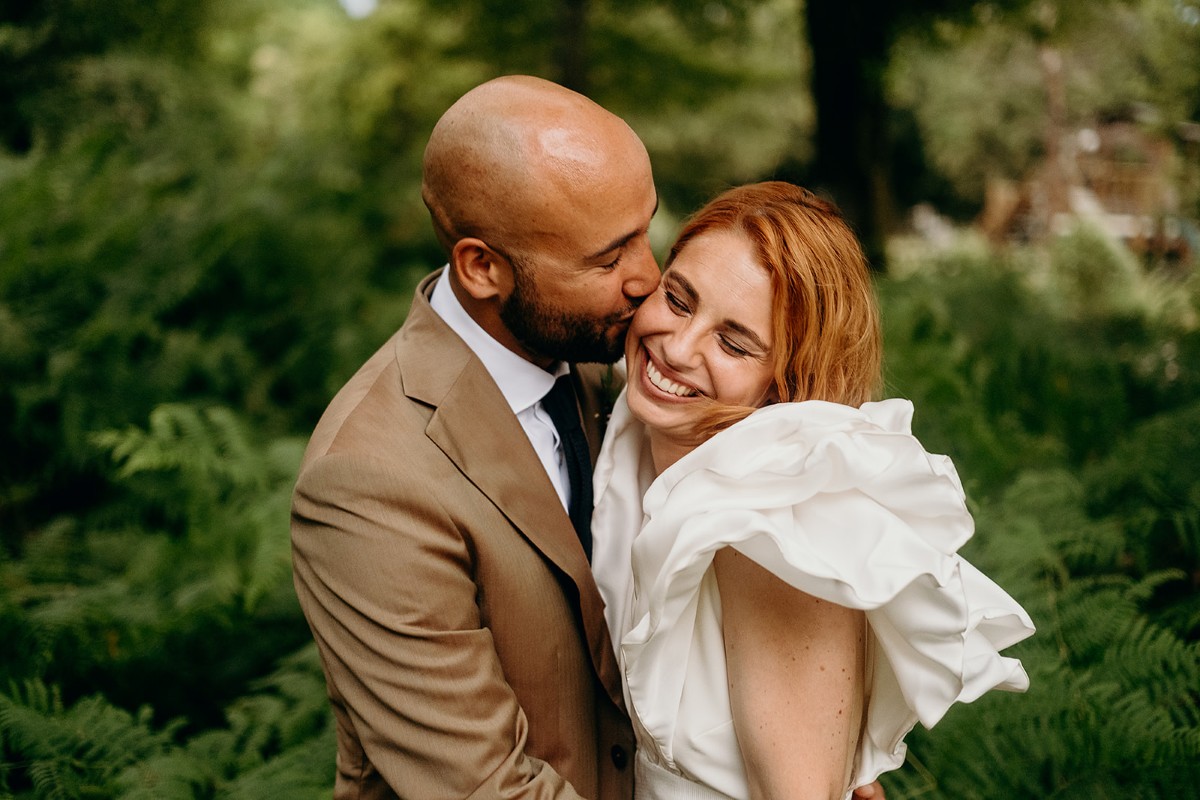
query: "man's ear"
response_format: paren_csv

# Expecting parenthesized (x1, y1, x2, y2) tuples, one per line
(451, 238, 511, 301)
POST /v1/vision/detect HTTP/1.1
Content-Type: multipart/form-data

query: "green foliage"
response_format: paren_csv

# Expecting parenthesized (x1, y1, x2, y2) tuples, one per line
(880, 469, 1200, 798)
(0, 681, 178, 799)
(882, 230, 1198, 487)
(888, 0, 1200, 208)
(875, 230, 1200, 796)
(91, 404, 303, 612)
(0, 0, 217, 151)
(1, 1, 1198, 797)
(1045, 223, 1143, 316)
(1083, 401, 1200, 635)
(1, 403, 310, 734)
(113, 644, 333, 800)
(614, 0, 810, 214)
(0, 2, 430, 549)
(1, 648, 333, 799)
(442, 0, 810, 213)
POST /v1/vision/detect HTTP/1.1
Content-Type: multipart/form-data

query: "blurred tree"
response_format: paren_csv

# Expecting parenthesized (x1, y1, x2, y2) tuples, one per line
(889, 0, 1200, 217)
(794, 0, 1047, 271)
(0, 0, 215, 152)
(443, 0, 809, 216)
(0, 0, 459, 550)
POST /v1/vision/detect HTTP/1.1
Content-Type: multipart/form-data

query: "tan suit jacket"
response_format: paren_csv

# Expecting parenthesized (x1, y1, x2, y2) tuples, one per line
(291, 272, 634, 799)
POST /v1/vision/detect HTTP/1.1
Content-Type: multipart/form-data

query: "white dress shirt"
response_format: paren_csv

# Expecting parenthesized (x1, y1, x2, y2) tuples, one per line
(429, 270, 571, 511)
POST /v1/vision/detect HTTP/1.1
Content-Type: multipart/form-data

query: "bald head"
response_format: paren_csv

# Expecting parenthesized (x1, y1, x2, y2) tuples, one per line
(421, 76, 651, 256)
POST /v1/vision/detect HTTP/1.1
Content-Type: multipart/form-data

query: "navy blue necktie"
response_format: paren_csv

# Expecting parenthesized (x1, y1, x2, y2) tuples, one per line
(541, 375, 593, 559)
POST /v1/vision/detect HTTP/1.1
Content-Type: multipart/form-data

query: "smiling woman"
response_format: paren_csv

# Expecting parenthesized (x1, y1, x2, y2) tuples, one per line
(625, 182, 881, 472)
(624, 227, 777, 470)
(592, 181, 1034, 800)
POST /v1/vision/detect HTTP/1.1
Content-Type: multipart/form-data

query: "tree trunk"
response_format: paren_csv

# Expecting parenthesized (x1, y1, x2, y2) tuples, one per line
(555, 0, 590, 94)
(1038, 43, 1071, 225)
(803, 0, 895, 273)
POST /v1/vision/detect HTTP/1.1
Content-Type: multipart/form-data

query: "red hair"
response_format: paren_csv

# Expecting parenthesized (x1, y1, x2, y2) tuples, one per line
(666, 182, 882, 436)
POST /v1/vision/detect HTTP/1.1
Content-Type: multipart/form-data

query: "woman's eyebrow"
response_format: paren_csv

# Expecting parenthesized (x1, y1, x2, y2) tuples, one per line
(722, 320, 769, 352)
(665, 271, 698, 304)
(670, 271, 769, 352)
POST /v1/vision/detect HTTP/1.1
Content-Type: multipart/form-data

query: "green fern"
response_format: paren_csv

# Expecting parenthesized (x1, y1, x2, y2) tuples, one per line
(883, 579, 1200, 798)
(217, 725, 336, 800)
(881, 464, 1200, 799)
(112, 643, 333, 799)
(0, 402, 310, 777)
(90, 403, 305, 614)
(0, 681, 178, 800)
(1084, 401, 1200, 636)
(1, 644, 333, 799)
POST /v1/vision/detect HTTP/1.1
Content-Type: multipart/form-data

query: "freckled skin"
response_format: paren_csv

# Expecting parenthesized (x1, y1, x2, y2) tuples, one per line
(713, 548, 867, 800)
(625, 230, 777, 472)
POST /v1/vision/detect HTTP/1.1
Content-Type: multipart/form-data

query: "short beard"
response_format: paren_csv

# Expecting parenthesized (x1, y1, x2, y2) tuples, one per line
(500, 257, 630, 365)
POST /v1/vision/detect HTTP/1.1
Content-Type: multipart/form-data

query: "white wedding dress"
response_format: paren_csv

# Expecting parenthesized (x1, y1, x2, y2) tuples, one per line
(591, 392, 1035, 800)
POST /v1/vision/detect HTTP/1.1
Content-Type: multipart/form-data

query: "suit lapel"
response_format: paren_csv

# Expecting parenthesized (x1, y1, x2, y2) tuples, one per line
(397, 273, 627, 712)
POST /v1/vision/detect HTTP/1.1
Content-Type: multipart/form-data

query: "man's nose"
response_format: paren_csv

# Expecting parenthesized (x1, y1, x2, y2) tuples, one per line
(620, 237, 660, 302)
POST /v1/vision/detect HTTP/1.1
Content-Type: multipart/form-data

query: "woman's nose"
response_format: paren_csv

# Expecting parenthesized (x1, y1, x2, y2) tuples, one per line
(660, 322, 702, 370)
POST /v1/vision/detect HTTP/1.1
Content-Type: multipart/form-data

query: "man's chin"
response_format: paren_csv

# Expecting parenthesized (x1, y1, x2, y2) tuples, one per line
(523, 339, 620, 366)
(565, 343, 624, 365)
(513, 320, 627, 365)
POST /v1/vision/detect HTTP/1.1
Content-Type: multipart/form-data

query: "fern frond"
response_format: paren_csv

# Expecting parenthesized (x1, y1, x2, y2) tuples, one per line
(114, 748, 214, 800)
(87, 403, 304, 614)
(1, 683, 175, 799)
(883, 563, 1200, 798)
(219, 723, 335, 800)
(112, 642, 334, 798)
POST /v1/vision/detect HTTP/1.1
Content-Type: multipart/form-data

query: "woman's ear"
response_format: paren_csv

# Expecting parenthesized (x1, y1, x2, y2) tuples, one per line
(450, 238, 511, 301)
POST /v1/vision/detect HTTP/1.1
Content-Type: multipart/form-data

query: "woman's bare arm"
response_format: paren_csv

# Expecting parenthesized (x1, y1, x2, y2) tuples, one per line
(714, 547, 867, 800)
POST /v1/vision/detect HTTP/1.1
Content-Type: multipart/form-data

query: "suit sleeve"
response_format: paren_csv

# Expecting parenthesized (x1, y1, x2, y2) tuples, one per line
(291, 450, 584, 799)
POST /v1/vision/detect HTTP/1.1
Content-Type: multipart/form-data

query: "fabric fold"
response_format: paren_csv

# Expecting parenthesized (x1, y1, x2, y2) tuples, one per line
(591, 391, 1035, 798)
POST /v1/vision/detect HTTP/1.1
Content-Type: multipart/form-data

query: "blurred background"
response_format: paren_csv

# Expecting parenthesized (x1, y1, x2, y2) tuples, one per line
(1, 0, 1198, 796)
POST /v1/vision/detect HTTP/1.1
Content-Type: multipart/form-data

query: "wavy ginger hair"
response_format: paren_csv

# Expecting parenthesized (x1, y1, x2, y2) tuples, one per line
(667, 182, 882, 436)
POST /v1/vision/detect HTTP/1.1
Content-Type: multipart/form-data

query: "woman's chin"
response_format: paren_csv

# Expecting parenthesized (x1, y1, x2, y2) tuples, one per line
(627, 385, 696, 436)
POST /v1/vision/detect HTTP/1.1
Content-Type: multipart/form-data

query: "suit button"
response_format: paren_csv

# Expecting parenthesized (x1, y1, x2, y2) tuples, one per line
(611, 745, 628, 770)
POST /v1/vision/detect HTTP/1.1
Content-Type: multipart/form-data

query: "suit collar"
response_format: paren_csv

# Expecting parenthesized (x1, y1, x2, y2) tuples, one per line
(397, 271, 627, 712)
(427, 269, 569, 416)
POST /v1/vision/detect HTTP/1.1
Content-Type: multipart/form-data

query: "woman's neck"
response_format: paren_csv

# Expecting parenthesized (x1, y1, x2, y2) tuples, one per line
(648, 430, 696, 476)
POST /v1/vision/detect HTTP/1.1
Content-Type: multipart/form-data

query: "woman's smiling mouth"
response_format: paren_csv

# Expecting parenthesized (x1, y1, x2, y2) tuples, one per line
(645, 353, 698, 398)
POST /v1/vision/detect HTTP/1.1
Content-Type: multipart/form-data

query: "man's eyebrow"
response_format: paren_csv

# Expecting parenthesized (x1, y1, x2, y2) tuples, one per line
(585, 196, 659, 261)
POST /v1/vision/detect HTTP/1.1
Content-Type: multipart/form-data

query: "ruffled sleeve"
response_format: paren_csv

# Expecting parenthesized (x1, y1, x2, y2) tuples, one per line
(592, 393, 1035, 797)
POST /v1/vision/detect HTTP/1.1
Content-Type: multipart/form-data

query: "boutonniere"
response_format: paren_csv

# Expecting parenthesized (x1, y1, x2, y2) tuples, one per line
(596, 362, 623, 427)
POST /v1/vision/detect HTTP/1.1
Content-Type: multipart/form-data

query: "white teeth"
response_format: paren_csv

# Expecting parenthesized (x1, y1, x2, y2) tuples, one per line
(645, 358, 697, 397)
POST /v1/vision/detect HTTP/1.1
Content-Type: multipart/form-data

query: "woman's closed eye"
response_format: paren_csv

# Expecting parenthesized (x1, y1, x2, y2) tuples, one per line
(718, 335, 753, 358)
(666, 289, 691, 315)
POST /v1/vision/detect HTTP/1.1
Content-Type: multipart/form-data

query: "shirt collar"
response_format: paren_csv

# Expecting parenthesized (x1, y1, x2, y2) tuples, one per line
(429, 269, 569, 414)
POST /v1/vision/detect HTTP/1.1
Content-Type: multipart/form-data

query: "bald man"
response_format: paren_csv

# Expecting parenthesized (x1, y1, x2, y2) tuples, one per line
(290, 76, 659, 799)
